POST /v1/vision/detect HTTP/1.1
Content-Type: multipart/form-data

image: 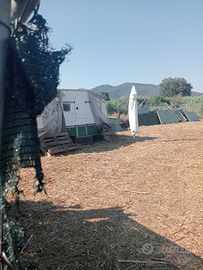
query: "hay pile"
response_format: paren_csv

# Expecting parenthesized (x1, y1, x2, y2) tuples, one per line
(7, 121, 203, 269)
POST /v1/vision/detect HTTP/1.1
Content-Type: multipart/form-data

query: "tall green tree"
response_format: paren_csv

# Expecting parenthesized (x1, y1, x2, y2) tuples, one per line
(106, 96, 129, 115)
(99, 91, 110, 101)
(159, 77, 192, 97)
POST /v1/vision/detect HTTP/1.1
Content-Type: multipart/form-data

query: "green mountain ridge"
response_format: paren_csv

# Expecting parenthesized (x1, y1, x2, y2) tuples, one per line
(90, 83, 202, 100)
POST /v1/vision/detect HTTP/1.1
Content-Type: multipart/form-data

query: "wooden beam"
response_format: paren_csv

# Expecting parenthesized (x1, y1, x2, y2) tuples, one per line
(48, 145, 81, 155)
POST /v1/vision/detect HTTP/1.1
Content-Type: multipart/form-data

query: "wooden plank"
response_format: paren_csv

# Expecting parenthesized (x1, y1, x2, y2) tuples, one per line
(40, 145, 48, 155)
(40, 132, 74, 144)
(175, 110, 187, 122)
(40, 139, 72, 144)
(40, 131, 80, 155)
(42, 137, 72, 143)
(156, 110, 162, 124)
(102, 124, 115, 140)
(41, 140, 74, 148)
(48, 145, 81, 155)
(40, 132, 70, 139)
(105, 131, 115, 136)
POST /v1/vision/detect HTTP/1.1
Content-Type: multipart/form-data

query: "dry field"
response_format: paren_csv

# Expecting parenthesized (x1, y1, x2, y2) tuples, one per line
(10, 120, 203, 269)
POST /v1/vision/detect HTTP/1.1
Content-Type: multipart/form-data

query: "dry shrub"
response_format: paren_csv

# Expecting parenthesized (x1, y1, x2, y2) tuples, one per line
(120, 113, 129, 128)
(109, 112, 118, 117)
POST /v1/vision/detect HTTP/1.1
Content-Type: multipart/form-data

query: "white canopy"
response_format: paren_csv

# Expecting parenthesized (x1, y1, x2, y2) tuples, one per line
(128, 85, 138, 136)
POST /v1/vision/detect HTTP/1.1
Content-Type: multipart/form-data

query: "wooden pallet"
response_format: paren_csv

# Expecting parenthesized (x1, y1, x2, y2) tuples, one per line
(102, 124, 115, 140)
(39, 132, 81, 156)
(175, 110, 187, 122)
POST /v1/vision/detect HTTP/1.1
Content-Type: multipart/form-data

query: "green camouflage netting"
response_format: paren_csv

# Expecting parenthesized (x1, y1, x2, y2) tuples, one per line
(0, 11, 72, 269)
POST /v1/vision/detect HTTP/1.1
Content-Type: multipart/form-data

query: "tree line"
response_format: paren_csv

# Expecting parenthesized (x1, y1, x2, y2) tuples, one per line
(100, 77, 195, 115)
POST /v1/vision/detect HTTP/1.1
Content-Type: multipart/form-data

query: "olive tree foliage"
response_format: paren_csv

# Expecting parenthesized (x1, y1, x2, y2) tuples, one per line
(106, 96, 128, 115)
(98, 91, 110, 101)
(106, 96, 146, 115)
(145, 96, 170, 106)
(159, 77, 192, 97)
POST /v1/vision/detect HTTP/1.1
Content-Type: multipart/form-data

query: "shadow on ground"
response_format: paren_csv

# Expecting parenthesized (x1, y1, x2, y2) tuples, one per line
(16, 201, 202, 270)
(64, 134, 159, 155)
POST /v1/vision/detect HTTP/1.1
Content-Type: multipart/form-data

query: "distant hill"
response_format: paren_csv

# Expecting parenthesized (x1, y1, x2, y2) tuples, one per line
(191, 91, 203, 97)
(90, 83, 202, 100)
(90, 83, 159, 100)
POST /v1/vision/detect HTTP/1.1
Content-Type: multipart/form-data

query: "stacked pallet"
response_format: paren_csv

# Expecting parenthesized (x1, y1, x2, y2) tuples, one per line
(102, 124, 115, 140)
(39, 132, 81, 156)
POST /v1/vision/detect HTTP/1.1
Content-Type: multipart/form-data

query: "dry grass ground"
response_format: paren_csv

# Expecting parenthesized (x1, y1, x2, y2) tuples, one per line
(8, 120, 203, 269)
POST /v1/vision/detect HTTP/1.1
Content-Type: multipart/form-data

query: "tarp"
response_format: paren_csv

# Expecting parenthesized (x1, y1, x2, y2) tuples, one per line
(108, 117, 123, 131)
(38, 92, 66, 135)
(138, 108, 150, 114)
(128, 85, 138, 135)
(88, 91, 109, 127)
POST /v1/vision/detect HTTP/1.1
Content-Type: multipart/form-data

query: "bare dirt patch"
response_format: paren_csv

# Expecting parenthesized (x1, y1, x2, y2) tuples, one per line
(8, 121, 203, 269)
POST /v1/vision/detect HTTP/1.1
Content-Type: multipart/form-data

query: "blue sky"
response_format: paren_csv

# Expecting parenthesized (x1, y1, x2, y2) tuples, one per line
(39, 0, 203, 92)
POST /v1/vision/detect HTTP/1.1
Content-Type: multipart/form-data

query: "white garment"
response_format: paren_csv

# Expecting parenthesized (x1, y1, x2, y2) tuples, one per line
(128, 85, 138, 135)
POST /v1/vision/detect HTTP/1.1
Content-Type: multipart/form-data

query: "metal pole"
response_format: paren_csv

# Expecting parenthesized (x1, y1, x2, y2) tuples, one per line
(11, 0, 40, 22)
(0, 1, 11, 144)
(0, 1, 11, 269)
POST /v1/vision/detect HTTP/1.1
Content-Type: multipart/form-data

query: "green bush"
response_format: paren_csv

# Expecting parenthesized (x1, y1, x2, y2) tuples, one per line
(106, 96, 129, 115)
(106, 94, 203, 118)
(182, 96, 203, 116)
(145, 96, 170, 107)
(170, 94, 183, 105)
